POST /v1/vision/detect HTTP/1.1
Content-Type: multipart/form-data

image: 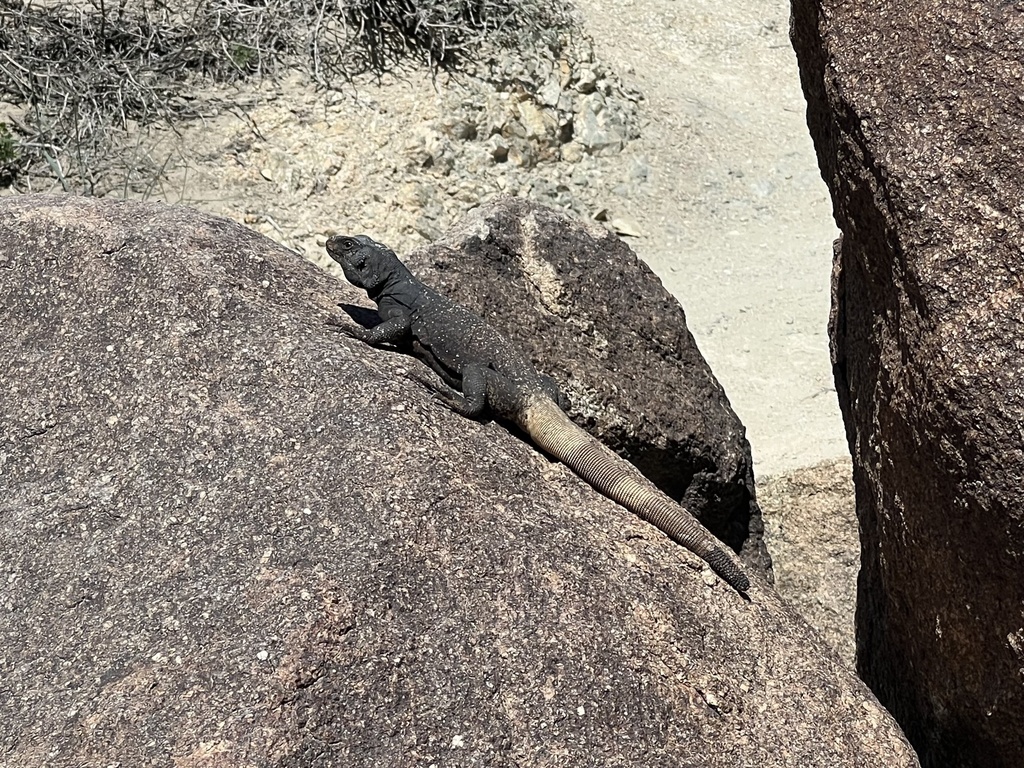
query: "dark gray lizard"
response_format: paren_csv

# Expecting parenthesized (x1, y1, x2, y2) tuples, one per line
(326, 234, 750, 593)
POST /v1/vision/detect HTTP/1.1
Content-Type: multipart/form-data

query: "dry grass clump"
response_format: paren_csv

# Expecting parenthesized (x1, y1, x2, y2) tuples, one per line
(0, 0, 575, 193)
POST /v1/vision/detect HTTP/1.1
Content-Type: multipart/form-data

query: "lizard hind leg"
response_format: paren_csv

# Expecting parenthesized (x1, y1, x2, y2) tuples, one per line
(432, 363, 488, 419)
(540, 374, 570, 412)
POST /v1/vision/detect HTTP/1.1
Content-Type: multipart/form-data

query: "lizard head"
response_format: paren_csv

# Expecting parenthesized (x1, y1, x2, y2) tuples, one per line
(326, 234, 407, 294)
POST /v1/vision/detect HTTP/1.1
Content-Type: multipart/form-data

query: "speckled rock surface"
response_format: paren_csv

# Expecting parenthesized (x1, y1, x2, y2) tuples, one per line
(791, 1, 1024, 766)
(759, 458, 857, 668)
(0, 195, 917, 766)
(401, 197, 770, 578)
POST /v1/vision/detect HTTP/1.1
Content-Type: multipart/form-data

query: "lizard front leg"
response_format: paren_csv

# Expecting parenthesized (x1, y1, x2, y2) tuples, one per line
(327, 314, 411, 347)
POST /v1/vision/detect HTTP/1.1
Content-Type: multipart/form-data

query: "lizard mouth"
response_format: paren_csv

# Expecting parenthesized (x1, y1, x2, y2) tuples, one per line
(325, 236, 344, 257)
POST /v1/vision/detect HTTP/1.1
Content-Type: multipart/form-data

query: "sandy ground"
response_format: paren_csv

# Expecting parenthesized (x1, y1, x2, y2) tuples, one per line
(574, 0, 844, 478)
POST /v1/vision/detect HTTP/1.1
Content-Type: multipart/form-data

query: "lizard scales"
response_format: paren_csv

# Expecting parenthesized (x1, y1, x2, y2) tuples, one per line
(327, 234, 750, 593)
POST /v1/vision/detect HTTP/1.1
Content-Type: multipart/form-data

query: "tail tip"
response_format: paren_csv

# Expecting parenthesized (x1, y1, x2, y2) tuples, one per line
(730, 572, 751, 592)
(707, 549, 750, 593)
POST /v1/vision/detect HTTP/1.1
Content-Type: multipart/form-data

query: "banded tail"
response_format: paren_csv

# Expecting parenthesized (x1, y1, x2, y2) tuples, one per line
(520, 395, 750, 592)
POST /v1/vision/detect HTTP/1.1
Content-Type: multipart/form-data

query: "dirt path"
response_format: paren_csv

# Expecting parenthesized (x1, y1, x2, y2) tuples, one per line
(574, 0, 844, 477)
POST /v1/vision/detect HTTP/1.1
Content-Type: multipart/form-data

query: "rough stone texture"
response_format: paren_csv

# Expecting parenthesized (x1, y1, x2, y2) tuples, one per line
(791, 2, 1024, 766)
(759, 458, 857, 668)
(0, 195, 918, 767)
(402, 198, 770, 577)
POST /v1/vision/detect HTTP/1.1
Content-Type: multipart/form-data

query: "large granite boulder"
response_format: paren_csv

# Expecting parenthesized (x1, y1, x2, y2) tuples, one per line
(791, 2, 1024, 766)
(0, 195, 917, 766)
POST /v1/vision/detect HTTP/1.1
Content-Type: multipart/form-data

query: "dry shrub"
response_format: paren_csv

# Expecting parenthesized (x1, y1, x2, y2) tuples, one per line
(0, 0, 575, 193)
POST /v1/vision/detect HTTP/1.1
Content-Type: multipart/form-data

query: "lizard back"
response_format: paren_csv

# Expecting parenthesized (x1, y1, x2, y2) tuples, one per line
(409, 285, 548, 394)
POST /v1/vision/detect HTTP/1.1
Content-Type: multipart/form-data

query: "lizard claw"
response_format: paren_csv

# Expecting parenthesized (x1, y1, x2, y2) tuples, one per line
(325, 315, 369, 341)
(404, 371, 477, 417)
(431, 391, 462, 413)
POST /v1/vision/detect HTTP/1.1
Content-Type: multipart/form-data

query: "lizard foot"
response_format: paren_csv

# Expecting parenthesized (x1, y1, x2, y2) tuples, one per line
(325, 315, 369, 341)
(406, 373, 484, 419)
(402, 370, 464, 410)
